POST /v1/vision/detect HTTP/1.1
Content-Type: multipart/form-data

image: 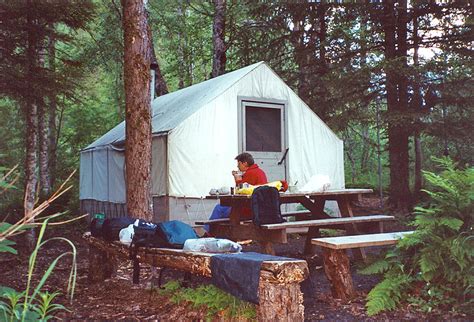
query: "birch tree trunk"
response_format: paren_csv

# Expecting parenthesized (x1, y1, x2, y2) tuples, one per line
(211, 0, 226, 78)
(38, 44, 50, 197)
(24, 1, 39, 250)
(123, 0, 152, 221)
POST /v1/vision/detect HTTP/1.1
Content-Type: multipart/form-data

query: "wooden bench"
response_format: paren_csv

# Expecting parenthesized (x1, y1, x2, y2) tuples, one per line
(194, 211, 312, 226)
(311, 231, 414, 301)
(261, 215, 394, 230)
(84, 232, 309, 321)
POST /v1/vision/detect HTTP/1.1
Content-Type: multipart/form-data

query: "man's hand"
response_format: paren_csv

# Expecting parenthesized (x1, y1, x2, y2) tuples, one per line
(232, 170, 242, 181)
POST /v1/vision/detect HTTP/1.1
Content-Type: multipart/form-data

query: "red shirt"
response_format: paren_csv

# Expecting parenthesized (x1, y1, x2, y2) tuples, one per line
(235, 164, 268, 219)
(236, 164, 268, 186)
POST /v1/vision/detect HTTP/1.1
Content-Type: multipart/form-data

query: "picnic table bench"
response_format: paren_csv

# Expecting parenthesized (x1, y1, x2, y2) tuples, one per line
(311, 231, 414, 301)
(200, 189, 382, 256)
(83, 232, 309, 321)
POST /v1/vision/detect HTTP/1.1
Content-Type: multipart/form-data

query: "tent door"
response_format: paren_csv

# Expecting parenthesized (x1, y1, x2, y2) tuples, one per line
(239, 99, 288, 182)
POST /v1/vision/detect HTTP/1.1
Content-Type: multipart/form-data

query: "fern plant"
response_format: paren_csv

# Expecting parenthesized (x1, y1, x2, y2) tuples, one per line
(159, 281, 256, 320)
(359, 157, 473, 315)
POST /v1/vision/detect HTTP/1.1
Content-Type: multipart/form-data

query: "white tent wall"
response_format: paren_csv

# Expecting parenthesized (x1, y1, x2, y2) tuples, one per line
(91, 148, 108, 201)
(79, 150, 93, 200)
(107, 148, 126, 202)
(151, 135, 168, 195)
(168, 95, 239, 197)
(79, 147, 127, 219)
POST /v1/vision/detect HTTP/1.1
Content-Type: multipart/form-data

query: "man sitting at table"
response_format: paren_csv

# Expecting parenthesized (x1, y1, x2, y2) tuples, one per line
(205, 152, 268, 232)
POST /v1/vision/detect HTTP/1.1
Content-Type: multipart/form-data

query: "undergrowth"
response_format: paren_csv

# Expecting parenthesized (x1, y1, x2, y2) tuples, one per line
(158, 280, 256, 321)
(359, 157, 473, 316)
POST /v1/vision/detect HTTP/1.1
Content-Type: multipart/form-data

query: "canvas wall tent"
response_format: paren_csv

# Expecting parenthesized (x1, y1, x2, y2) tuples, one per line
(80, 62, 345, 224)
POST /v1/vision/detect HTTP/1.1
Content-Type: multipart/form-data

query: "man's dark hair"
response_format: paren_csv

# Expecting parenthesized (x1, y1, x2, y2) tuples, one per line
(235, 152, 254, 166)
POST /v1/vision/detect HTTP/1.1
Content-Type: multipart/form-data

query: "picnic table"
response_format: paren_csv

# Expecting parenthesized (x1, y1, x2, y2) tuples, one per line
(199, 189, 382, 255)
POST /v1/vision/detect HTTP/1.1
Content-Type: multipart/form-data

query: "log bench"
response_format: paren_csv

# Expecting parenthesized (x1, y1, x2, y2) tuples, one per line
(83, 232, 309, 321)
(311, 231, 414, 301)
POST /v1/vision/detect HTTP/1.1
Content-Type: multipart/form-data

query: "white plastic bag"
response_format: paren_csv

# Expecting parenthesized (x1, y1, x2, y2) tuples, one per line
(183, 238, 242, 253)
(119, 223, 135, 245)
(300, 174, 331, 193)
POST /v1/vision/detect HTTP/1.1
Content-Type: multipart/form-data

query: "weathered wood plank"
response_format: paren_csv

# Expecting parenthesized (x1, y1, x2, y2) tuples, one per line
(261, 215, 395, 230)
(311, 231, 415, 250)
(194, 211, 312, 225)
(210, 223, 288, 244)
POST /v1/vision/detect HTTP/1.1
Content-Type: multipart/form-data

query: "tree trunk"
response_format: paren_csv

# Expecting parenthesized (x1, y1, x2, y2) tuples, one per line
(211, 0, 226, 78)
(412, 8, 423, 196)
(38, 97, 50, 197)
(47, 35, 57, 189)
(38, 44, 50, 197)
(122, 0, 152, 221)
(383, 0, 410, 209)
(24, 1, 39, 251)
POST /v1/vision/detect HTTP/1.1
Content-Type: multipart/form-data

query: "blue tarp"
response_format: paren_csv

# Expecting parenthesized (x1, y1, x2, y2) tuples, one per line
(210, 252, 295, 304)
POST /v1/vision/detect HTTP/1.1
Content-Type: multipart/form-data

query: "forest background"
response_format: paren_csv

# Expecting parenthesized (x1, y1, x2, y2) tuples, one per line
(0, 0, 472, 220)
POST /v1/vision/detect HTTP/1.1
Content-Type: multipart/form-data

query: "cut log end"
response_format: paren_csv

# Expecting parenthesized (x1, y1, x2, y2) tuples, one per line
(257, 281, 304, 322)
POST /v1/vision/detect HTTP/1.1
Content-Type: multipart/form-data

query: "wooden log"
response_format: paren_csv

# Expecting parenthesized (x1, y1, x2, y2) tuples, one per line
(88, 244, 117, 283)
(84, 233, 308, 319)
(321, 248, 354, 301)
(83, 233, 308, 284)
(257, 281, 304, 322)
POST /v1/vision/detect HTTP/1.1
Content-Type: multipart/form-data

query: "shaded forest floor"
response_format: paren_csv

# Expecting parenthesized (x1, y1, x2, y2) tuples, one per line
(0, 196, 469, 321)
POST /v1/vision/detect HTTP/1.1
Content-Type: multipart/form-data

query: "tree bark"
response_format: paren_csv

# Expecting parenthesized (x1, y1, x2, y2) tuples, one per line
(383, 0, 411, 209)
(38, 44, 50, 197)
(321, 248, 355, 301)
(412, 8, 423, 196)
(211, 0, 226, 78)
(38, 97, 50, 197)
(123, 0, 152, 221)
(47, 35, 57, 189)
(24, 1, 39, 251)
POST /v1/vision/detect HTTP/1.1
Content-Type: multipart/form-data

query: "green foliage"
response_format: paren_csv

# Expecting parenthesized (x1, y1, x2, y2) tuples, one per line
(0, 171, 77, 321)
(0, 288, 69, 322)
(360, 157, 473, 315)
(0, 216, 77, 322)
(365, 273, 413, 316)
(158, 281, 256, 320)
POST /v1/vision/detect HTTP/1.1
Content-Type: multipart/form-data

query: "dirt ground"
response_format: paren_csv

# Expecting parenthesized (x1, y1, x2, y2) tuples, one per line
(0, 197, 469, 321)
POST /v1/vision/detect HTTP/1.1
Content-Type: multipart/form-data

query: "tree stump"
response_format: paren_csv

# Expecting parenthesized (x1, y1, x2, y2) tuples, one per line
(321, 248, 354, 301)
(257, 281, 304, 322)
(88, 244, 117, 283)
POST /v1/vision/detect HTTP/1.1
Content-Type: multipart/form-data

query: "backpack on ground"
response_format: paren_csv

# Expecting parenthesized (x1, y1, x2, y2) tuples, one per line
(129, 220, 198, 284)
(251, 186, 286, 226)
(101, 217, 135, 241)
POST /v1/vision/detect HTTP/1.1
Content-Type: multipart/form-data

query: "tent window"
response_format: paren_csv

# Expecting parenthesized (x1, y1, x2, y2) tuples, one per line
(245, 105, 282, 152)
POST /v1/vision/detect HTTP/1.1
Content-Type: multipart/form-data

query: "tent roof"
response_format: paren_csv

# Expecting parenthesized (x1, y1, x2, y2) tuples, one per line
(85, 62, 263, 150)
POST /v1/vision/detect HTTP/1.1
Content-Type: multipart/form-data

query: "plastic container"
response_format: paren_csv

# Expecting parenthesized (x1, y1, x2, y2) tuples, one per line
(183, 238, 242, 253)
